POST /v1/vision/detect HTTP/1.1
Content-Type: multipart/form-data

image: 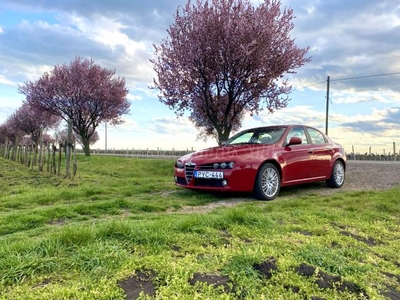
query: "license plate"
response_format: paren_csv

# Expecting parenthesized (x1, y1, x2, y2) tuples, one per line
(194, 171, 224, 179)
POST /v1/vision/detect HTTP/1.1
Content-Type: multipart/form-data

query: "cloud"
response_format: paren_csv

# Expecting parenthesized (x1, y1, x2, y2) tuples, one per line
(283, 0, 400, 93)
(0, 2, 168, 85)
(341, 107, 400, 134)
(149, 116, 197, 136)
(333, 90, 400, 104)
(1, 0, 182, 41)
(0, 75, 16, 86)
(249, 105, 326, 129)
(341, 121, 383, 133)
(381, 107, 400, 124)
(127, 93, 142, 102)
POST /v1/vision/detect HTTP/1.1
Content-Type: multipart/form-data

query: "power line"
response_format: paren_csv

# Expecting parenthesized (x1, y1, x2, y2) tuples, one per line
(331, 71, 400, 82)
(303, 71, 400, 136)
(291, 71, 400, 91)
(291, 80, 326, 92)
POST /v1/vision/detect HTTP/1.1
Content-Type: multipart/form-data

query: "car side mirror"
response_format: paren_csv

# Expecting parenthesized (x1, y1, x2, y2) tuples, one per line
(286, 136, 302, 146)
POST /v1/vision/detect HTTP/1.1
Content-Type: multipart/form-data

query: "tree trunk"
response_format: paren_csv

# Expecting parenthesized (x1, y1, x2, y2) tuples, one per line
(32, 145, 38, 167)
(16, 144, 21, 163)
(83, 138, 91, 156)
(217, 130, 231, 145)
(11, 144, 16, 161)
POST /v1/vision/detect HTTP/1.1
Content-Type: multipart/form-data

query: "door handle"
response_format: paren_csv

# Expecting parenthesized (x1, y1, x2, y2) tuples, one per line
(308, 149, 314, 153)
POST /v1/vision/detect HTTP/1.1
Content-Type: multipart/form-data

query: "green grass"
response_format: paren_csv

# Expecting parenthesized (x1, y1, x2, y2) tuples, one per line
(0, 156, 399, 299)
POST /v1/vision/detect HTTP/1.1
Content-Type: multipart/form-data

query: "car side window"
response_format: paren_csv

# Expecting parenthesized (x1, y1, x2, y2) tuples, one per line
(286, 127, 309, 144)
(258, 133, 272, 144)
(307, 128, 326, 144)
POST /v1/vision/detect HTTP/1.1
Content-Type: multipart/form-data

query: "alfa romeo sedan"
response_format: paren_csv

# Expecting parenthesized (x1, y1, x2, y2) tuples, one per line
(174, 125, 346, 200)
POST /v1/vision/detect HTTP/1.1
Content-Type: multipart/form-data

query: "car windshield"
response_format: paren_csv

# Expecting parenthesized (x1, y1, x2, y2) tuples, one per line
(226, 127, 287, 145)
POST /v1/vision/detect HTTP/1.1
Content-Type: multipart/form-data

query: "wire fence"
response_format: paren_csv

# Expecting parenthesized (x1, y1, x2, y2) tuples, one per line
(347, 143, 399, 161)
(2, 143, 399, 169)
(94, 144, 400, 162)
(0, 142, 77, 178)
(90, 148, 194, 159)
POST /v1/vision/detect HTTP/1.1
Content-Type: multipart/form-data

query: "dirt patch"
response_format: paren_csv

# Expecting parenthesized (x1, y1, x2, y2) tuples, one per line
(381, 285, 400, 300)
(118, 270, 156, 300)
(339, 230, 381, 246)
(381, 273, 400, 300)
(254, 257, 278, 280)
(295, 263, 368, 297)
(168, 198, 252, 214)
(295, 229, 314, 236)
(188, 273, 233, 293)
(117, 261, 399, 299)
(47, 218, 68, 226)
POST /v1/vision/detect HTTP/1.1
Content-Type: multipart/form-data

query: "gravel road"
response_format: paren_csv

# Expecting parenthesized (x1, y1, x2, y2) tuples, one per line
(343, 160, 400, 191)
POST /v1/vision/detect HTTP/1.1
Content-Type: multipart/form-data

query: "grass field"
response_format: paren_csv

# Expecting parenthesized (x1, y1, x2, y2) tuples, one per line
(0, 155, 399, 299)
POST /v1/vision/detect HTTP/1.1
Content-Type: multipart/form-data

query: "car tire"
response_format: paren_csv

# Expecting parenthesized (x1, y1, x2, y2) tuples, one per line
(326, 160, 345, 188)
(253, 163, 281, 200)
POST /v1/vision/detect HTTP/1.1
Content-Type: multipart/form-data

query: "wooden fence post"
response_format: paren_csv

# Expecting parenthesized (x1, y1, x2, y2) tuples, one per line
(4, 139, 9, 159)
(24, 145, 28, 167)
(47, 145, 51, 172)
(57, 142, 62, 176)
(52, 144, 56, 174)
(38, 126, 44, 171)
(65, 119, 72, 179)
(73, 140, 77, 179)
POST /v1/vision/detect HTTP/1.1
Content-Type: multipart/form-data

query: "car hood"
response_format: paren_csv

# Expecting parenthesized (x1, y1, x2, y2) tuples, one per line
(178, 143, 276, 163)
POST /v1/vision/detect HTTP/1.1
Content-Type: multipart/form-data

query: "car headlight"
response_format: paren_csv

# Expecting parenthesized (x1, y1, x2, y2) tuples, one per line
(175, 161, 184, 169)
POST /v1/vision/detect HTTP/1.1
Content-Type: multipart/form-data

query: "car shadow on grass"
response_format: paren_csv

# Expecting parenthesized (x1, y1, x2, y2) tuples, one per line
(176, 181, 332, 202)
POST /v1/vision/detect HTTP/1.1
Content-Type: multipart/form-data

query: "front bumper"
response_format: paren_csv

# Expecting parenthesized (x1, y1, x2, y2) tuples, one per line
(173, 165, 255, 192)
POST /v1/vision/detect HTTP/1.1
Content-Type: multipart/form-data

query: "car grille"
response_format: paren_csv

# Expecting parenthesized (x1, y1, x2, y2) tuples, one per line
(185, 163, 196, 183)
(194, 179, 224, 187)
(198, 164, 214, 170)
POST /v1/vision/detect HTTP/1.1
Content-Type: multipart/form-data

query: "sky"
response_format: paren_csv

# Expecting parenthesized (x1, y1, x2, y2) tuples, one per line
(0, 0, 399, 155)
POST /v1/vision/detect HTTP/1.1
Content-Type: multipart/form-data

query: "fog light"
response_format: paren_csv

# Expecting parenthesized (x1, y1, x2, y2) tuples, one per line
(222, 180, 228, 187)
(213, 163, 219, 169)
(174, 176, 178, 183)
(220, 162, 227, 168)
(228, 162, 235, 168)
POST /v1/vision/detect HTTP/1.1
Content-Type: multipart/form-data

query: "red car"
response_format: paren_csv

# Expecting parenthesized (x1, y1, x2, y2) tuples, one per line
(174, 125, 346, 200)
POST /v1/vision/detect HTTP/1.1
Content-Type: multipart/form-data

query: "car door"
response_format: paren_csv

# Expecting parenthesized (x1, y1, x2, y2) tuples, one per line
(305, 127, 332, 178)
(279, 126, 316, 184)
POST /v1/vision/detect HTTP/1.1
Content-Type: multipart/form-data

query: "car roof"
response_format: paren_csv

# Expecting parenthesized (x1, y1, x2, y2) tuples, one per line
(242, 125, 309, 130)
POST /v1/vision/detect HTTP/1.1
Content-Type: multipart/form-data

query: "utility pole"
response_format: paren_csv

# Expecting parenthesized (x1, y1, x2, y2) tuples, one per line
(325, 76, 330, 135)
